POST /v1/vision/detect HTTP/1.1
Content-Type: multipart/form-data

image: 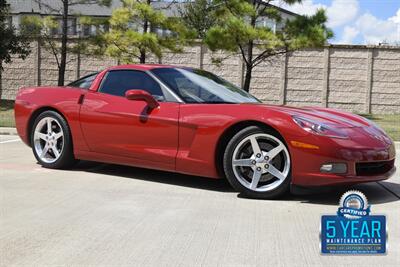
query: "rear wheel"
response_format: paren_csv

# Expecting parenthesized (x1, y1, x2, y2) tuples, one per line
(31, 111, 76, 169)
(223, 126, 291, 199)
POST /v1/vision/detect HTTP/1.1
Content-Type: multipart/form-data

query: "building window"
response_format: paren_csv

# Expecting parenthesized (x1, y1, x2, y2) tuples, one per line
(256, 17, 277, 33)
(51, 17, 77, 36)
(20, 15, 42, 34)
(151, 26, 174, 37)
(82, 24, 92, 36)
(100, 24, 109, 33)
(67, 18, 77, 35)
(80, 23, 109, 37)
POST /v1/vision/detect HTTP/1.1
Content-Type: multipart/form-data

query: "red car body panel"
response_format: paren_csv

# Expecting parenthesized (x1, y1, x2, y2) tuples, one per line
(14, 64, 396, 187)
(15, 87, 89, 151)
(79, 92, 179, 169)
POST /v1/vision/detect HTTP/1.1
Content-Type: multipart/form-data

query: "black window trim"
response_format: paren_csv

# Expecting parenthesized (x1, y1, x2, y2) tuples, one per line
(146, 70, 184, 103)
(67, 72, 99, 89)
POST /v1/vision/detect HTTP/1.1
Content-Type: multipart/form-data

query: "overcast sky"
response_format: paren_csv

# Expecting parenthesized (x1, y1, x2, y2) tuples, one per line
(278, 0, 400, 45)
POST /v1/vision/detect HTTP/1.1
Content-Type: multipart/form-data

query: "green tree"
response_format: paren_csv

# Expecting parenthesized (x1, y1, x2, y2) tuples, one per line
(204, 0, 333, 91)
(22, 0, 111, 86)
(179, 0, 216, 39)
(0, 0, 30, 95)
(102, 0, 190, 63)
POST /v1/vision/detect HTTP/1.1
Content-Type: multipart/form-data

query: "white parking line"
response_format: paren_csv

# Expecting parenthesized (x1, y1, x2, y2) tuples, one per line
(0, 139, 21, 144)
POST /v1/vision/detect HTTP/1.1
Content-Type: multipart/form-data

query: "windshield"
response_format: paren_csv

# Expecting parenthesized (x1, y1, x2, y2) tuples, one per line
(151, 68, 261, 104)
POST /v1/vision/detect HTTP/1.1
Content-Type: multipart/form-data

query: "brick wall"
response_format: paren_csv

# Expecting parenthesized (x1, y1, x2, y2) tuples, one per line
(1, 41, 399, 114)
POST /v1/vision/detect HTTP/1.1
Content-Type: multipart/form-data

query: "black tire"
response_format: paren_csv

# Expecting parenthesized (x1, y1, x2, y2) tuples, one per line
(31, 110, 77, 169)
(223, 126, 291, 199)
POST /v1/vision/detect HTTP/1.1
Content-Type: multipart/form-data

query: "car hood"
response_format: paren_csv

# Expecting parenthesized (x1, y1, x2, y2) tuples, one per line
(251, 104, 370, 129)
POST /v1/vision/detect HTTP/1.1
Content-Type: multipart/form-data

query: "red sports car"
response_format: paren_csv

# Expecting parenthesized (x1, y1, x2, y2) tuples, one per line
(14, 64, 396, 198)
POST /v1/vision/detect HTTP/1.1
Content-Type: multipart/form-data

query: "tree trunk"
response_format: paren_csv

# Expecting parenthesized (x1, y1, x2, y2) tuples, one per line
(139, 16, 146, 65)
(242, 7, 256, 92)
(139, 49, 146, 64)
(243, 64, 252, 92)
(139, 0, 151, 64)
(0, 60, 2, 99)
(243, 40, 254, 92)
(58, 0, 68, 86)
(140, 19, 148, 63)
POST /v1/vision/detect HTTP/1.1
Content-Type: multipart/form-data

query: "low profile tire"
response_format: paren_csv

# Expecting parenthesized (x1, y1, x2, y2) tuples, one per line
(31, 110, 76, 169)
(223, 126, 291, 199)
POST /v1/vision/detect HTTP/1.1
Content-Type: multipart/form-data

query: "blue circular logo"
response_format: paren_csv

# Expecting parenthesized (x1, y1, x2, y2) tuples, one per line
(337, 190, 370, 219)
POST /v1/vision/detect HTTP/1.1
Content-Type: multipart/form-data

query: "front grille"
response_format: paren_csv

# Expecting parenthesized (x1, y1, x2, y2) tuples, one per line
(356, 160, 395, 176)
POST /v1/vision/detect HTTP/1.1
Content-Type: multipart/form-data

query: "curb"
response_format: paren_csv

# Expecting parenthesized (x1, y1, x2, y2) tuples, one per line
(0, 127, 18, 135)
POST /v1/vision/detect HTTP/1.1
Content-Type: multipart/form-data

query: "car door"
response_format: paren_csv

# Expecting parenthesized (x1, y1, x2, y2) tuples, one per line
(79, 69, 180, 169)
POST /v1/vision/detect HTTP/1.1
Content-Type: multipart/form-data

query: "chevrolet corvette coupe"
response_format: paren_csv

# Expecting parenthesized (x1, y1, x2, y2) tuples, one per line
(15, 64, 396, 198)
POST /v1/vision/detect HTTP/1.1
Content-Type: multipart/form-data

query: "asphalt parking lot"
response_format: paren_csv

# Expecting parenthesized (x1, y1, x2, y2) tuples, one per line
(0, 134, 399, 266)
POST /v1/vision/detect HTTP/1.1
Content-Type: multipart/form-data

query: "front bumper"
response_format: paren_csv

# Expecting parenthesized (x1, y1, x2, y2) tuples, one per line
(293, 165, 395, 187)
(289, 129, 396, 187)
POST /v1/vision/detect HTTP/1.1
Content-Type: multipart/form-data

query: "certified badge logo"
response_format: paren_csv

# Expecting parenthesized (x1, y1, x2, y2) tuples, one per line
(320, 190, 387, 255)
(337, 191, 370, 219)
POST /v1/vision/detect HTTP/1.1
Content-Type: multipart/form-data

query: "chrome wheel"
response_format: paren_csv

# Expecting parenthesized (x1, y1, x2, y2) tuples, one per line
(232, 133, 290, 192)
(33, 117, 64, 164)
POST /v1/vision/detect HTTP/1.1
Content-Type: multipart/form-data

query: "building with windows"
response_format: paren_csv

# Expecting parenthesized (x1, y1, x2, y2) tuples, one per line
(7, 0, 299, 37)
(7, 0, 120, 36)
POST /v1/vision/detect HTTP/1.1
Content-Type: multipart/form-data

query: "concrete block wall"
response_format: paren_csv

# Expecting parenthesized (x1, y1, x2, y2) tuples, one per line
(371, 49, 400, 114)
(162, 46, 200, 68)
(1, 42, 37, 99)
(286, 49, 325, 107)
(40, 49, 78, 86)
(328, 47, 368, 112)
(79, 54, 116, 77)
(1, 41, 399, 114)
(202, 49, 243, 88)
(251, 54, 283, 105)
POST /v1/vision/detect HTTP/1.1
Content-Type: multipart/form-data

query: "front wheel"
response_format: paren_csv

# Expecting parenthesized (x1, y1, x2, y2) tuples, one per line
(31, 110, 76, 169)
(223, 126, 291, 199)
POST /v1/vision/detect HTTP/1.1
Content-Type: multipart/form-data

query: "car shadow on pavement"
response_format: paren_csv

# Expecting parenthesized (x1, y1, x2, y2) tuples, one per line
(290, 181, 400, 206)
(73, 160, 234, 193)
(72, 161, 400, 205)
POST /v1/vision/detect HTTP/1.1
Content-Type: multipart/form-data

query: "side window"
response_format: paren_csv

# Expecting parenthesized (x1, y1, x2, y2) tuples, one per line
(98, 70, 164, 100)
(68, 73, 98, 89)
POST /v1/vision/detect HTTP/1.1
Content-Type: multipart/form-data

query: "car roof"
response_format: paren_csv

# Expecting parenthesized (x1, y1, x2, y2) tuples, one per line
(106, 64, 181, 71)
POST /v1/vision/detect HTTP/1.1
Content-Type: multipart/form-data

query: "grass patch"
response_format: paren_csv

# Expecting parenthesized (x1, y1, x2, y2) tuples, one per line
(0, 100, 399, 140)
(0, 100, 15, 127)
(360, 114, 400, 141)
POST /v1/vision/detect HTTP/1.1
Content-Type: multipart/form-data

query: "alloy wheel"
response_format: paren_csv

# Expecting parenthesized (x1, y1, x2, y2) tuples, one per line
(33, 117, 64, 164)
(231, 133, 290, 192)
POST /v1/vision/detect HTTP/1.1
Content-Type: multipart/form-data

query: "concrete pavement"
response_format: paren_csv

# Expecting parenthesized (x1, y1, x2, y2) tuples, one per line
(0, 135, 399, 266)
(0, 127, 17, 135)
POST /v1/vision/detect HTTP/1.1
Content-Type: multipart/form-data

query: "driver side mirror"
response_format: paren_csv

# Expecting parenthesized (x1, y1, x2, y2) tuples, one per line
(125, 90, 160, 109)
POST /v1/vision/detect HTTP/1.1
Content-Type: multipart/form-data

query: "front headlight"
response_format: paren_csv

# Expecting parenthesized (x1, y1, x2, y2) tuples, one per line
(292, 116, 348, 139)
